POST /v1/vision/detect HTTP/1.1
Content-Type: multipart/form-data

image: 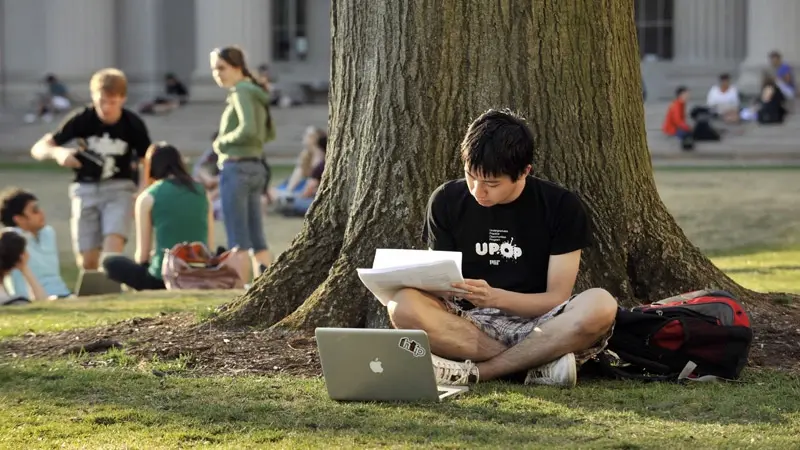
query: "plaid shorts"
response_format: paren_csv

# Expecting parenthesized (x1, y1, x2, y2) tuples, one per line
(442, 295, 613, 366)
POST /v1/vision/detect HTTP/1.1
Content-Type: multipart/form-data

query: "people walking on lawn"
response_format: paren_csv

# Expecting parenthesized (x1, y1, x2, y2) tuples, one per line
(30, 68, 152, 271)
(387, 109, 617, 388)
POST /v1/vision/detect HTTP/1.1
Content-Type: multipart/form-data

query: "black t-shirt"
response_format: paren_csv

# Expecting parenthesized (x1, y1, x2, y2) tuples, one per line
(51, 106, 151, 183)
(424, 176, 591, 295)
(166, 81, 189, 97)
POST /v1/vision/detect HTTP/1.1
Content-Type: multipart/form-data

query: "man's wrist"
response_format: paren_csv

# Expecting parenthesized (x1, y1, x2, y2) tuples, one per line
(490, 288, 508, 310)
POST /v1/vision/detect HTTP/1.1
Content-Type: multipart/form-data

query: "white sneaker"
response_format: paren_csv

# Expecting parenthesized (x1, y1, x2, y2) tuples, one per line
(24, 113, 36, 124)
(431, 354, 479, 385)
(524, 352, 577, 387)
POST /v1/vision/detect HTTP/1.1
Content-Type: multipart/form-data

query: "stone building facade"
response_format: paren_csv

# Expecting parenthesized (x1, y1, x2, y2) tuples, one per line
(0, 0, 796, 106)
(0, 0, 331, 105)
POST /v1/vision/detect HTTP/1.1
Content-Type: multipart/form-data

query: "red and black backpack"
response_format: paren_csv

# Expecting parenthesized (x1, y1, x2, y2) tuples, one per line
(592, 290, 753, 381)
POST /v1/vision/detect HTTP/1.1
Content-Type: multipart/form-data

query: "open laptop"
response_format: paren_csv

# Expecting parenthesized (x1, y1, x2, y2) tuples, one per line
(315, 328, 468, 402)
(74, 270, 122, 297)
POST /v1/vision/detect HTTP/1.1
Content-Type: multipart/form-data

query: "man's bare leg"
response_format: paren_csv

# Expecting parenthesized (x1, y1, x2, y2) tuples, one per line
(103, 234, 125, 254)
(475, 288, 618, 381)
(387, 288, 507, 362)
(252, 249, 273, 277)
(77, 249, 101, 270)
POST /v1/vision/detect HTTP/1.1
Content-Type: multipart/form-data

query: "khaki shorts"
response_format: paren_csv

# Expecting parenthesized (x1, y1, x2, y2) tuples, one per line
(442, 295, 613, 366)
(69, 180, 136, 253)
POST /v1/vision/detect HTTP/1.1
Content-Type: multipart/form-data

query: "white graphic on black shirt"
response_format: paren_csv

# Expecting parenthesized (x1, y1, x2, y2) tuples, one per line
(475, 229, 522, 266)
(85, 133, 128, 180)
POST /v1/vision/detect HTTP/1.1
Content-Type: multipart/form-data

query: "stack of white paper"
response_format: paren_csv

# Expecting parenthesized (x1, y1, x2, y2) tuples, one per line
(357, 249, 465, 306)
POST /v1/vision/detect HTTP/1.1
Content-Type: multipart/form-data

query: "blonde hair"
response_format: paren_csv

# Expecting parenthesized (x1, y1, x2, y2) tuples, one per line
(299, 127, 325, 176)
(90, 68, 128, 96)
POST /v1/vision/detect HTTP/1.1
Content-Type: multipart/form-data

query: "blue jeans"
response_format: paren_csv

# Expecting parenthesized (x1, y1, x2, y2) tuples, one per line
(674, 129, 690, 139)
(290, 195, 315, 214)
(219, 159, 269, 252)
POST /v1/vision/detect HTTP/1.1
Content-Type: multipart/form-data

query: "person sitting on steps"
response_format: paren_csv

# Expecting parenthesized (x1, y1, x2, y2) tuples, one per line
(387, 109, 618, 388)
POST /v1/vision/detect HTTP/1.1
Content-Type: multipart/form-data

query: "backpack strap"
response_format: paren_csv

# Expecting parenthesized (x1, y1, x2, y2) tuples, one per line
(589, 352, 680, 382)
(676, 361, 745, 383)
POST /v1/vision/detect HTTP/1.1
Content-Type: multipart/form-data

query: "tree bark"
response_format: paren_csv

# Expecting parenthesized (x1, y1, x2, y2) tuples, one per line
(218, 0, 764, 331)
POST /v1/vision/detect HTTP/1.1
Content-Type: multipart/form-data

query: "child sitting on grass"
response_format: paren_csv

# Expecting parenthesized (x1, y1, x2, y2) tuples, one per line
(1, 229, 47, 305)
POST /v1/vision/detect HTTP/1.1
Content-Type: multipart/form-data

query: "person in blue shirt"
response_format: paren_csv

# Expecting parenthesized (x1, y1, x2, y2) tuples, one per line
(0, 188, 71, 300)
(1, 229, 47, 305)
(769, 50, 796, 98)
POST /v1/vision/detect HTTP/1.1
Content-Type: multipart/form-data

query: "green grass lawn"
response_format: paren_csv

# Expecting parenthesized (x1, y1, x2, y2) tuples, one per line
(2, 361, 798, 449)
(0, 291, 230, 339)
(1, 167, 799, 449)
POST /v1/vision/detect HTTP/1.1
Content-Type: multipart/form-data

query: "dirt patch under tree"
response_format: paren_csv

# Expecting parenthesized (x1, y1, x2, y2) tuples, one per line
(2, 296, 799, 379)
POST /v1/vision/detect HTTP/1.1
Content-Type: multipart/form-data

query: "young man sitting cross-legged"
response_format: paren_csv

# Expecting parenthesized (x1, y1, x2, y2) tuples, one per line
(387, 109, 618, 387)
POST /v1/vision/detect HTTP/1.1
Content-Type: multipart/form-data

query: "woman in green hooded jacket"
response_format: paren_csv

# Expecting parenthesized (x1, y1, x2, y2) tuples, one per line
(210, 46, 276, 281)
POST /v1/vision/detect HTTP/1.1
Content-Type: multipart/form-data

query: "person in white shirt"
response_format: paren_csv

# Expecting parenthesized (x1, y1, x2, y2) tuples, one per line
(706, 73, 741, 123)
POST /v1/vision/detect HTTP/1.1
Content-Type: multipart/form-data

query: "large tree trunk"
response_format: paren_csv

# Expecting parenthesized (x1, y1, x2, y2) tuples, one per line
(217, 0, 759, 331)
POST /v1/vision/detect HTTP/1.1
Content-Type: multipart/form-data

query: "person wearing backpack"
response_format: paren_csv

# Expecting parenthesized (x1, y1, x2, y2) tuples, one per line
(387, 109, 618, 388)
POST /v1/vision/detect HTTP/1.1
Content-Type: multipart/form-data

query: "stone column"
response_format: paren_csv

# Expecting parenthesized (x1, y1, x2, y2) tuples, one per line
(1, 0, 49, 106)
(673, 0, 746, 64)
(191, 0, 271, 101)
(45, 0, 115, 90)
(116, 0, 165, 101)
(738, 0, 800, 94)
(660, 0, 747, 101)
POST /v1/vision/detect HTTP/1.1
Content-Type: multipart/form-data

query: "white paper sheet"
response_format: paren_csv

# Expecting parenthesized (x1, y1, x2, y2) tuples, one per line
(371, 249, 463, 271)
(357, 249, 466, 306)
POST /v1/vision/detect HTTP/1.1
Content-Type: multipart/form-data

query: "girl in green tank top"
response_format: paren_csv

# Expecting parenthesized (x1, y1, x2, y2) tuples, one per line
(101, 142, 214, 290)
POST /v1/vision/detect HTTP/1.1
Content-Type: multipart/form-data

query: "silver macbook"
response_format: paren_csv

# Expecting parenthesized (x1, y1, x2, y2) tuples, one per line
(74, 270, 122, 297)
(315, 328, 468, 402)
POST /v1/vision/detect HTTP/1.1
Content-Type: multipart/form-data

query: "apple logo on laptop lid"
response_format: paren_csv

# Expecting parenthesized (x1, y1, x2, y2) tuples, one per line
(369, 358, 383, 374)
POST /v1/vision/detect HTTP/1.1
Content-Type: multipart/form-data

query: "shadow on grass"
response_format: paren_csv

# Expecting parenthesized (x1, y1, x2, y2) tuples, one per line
(724, 265, 800, 275)
(0, 305, 204, 318)
(0, 363, 596, 446)
(705, 244, 800, 259)
(0, 362, 798, 440)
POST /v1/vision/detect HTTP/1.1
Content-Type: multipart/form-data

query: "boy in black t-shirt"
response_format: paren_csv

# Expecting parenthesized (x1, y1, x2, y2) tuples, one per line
(30, 68, 151, 270)
(387, 109, 617, 387)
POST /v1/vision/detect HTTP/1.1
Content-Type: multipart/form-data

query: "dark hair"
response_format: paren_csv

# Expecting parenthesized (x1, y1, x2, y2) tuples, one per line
(145, 142, 199, 194)
(769, 50, 782, 59)
(0, 229, 26, 275)
(460, 109, 534, 181)
(675, 86, 688, 97)
(45, 74, 57, 83)
(316, 134, 328, 152)
(214, 46, 268, 93)
(0, 188, 37, 227)
(719, 73, 731, 81)
(213, 46, 273, 131)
